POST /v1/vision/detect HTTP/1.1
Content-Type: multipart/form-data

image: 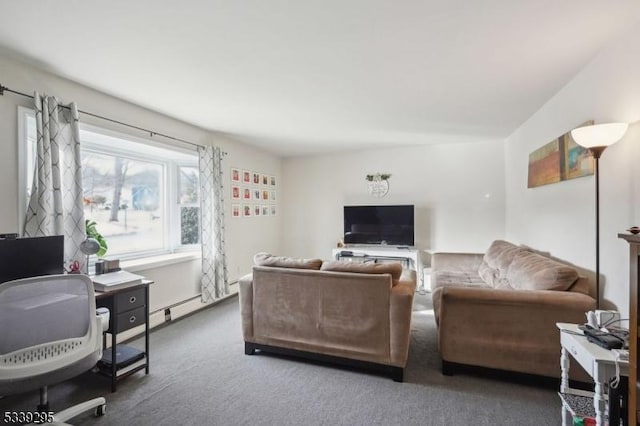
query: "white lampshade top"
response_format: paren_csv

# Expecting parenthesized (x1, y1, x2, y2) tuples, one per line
(570, 122, 628, 148)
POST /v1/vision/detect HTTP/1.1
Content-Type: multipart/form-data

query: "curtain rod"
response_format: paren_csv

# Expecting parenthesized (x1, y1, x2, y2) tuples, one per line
(0, 83, 225, 154)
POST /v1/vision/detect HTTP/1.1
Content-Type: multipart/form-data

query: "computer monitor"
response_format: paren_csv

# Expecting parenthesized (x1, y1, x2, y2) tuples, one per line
(0, 235, 65, 284)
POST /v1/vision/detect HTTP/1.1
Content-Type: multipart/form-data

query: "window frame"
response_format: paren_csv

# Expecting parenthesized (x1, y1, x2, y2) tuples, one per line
(18, 107, 201, 260)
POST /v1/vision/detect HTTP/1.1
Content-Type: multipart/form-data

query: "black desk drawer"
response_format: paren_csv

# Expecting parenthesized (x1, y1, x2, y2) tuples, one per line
(115, 288, 146, 311)
(116, 306, 146, 332)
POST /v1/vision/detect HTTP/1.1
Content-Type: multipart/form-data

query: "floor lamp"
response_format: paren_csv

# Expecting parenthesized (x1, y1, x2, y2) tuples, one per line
(570, 122, 628, 309)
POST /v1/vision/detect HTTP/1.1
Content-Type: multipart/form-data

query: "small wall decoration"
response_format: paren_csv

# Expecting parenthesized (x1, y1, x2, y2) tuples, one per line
(243, 204, 252, 217)
(243, 187, 251, 200)
(270, 176, 276, 186)
(231, 186, 240, 200)
(366, 173, 391, 198)
(270, 190, 276, 201)
(252, 172, 260, 185)
(231, 204, 240, 218)
(262, 174, 269, 185)
(253, 189, 261, 200)
(242, 170, 251, 184)
(262, 205, 270, 216)
(231, 167, 240, 182)
(527, 120, 594, 188)
(270, 205, 277, 216)
(254, 205, 261, 216)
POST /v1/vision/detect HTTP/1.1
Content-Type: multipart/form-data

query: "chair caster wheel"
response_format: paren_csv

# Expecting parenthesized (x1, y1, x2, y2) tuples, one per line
(95, 403, 107, 417)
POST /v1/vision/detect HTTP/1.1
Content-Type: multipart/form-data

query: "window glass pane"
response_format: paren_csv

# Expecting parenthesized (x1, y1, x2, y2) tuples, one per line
(82, 151, 164, 255)
(180, 206, 200, 245)
(179, 166, 199, 204)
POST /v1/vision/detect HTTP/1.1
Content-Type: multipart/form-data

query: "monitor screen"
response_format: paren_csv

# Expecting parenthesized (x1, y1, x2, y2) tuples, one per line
(343, 205, 414, 246)
(0, 235, 65, 284)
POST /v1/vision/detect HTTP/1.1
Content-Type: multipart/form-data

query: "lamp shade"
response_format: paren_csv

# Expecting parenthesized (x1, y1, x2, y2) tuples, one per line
(570, 122, 628, 148)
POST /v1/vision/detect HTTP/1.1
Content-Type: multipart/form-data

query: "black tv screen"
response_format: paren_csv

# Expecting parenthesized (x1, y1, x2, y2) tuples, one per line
(343, 205, 414, 246)
(0, 235, 65, 284)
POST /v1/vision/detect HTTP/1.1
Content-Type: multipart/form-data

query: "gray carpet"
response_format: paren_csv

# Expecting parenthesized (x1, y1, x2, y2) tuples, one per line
(0, 294, 561, 425)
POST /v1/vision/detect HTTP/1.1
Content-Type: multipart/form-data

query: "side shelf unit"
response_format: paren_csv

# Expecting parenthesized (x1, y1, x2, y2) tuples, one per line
(619, 233, 640, 425)
(95, 280, 152, 392)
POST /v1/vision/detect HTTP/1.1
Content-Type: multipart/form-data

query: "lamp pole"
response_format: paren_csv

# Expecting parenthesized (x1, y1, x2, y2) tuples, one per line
(590, 146, 606, 310)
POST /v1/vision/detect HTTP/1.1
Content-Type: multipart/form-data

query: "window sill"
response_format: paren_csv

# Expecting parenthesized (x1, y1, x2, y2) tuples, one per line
(121, 252, 201, 273)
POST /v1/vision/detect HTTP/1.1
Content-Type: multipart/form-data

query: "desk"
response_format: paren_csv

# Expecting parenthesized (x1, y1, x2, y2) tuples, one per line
(95, 280, 152, 392)
(557, 323, 628, 425)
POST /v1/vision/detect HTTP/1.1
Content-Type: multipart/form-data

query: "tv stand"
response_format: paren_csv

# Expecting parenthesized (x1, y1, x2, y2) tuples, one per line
(332, 246, 424, 290)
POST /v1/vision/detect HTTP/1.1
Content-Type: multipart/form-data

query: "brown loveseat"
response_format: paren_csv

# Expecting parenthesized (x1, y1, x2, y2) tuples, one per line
(431, 240, 596, 379)
(239, 253, 416, 381)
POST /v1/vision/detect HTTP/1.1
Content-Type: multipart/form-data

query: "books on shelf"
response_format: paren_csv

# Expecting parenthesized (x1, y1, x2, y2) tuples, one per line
(98, 345, 146, 377)
(92, 270, 144, 291)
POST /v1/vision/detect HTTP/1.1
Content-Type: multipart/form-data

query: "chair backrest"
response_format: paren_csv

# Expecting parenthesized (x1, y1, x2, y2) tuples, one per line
(0, 274, 99, 383)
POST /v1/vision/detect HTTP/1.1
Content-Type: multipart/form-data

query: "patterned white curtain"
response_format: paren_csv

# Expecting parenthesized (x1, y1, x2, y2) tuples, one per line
(24, 93, 86, 270)
(198, 145, 229, 302)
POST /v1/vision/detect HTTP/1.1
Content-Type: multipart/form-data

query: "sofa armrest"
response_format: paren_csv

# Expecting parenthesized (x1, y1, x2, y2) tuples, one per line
(389, 282, 414, 367)
(432, 252, 484, 274)
(437, 286, 596, 376)
(238, 273, 254, 340)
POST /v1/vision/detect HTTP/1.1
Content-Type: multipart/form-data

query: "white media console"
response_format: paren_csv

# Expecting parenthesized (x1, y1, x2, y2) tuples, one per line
(331, 246, 424, 289)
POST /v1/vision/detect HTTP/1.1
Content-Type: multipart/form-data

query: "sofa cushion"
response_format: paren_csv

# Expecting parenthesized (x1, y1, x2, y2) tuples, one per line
(505, 251, 578, 291)
(253, 252, 323, 270)
(320, 261, 403, 286)
(479, 240, 531, 287)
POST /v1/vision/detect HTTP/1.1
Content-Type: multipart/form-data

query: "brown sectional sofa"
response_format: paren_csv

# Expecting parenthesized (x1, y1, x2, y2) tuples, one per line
(431, 240, 596, 379)
(239, 253, 416, 381)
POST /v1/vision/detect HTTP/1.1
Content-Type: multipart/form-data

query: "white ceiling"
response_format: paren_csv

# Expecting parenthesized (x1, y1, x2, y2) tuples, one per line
(1, 1, 639, 156)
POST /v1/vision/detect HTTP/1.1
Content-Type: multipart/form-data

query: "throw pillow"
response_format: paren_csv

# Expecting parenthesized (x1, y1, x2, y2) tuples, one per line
(505, 251, 578, 291)
(320, 261, 403, 286)
(253, 252, 323, 270)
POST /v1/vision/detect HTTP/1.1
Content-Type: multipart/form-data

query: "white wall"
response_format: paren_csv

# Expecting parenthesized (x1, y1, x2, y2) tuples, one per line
(505, 24, 640, 316)
(0, 54, 281, 311)
(282, 140, 506, 264)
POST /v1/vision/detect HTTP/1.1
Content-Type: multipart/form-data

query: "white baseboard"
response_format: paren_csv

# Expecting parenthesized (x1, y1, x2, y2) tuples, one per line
(106, 281, 238, 347)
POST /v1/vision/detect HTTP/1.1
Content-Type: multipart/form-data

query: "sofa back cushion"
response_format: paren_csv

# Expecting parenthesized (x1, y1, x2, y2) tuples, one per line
(505, 251, 579, 291)
(320, 261, 403, 286)
(479, 240, 531, 286)
(254, 252, 323, 270)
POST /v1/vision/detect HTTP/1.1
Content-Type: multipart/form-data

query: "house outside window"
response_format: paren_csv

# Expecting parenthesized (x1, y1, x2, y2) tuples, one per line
(18, 107, 201, 259)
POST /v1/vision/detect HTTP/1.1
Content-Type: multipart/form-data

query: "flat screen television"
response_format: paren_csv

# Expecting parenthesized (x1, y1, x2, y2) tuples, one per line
(343, 205, 414, 246)
(0, 235, 65, 284)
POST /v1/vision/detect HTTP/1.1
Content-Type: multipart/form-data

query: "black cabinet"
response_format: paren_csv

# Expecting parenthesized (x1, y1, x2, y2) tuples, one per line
(95, 281, 152, 392)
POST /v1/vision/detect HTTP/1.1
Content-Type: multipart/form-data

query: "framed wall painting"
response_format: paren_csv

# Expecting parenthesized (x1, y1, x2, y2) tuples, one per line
(253, 205, 261, 216)
(231, 167, 240, 182)
(242, 170, 251, 184)
(252, 172, 260, 185)
(262, 190, 269, 201)
(243, 204, 252, 217)
(270, 190, 276, 201)
(527, 120, 594, 188)
(270, 205, 277, 216)
(262, 174, 269, 186)
(231, 204, 241, 218)
(261, 205, 270, 216)
(253, 189, 261, 201)
(270, 175, 276, 186)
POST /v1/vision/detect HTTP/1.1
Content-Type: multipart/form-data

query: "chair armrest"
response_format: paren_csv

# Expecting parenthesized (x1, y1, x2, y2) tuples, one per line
(389, 282, 414, 367)
(238, 273, 254, 340)
(96, 307, 110, 332)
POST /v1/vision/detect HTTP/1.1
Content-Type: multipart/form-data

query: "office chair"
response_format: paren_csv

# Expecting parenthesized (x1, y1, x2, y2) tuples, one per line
(0, 274, 109, 425)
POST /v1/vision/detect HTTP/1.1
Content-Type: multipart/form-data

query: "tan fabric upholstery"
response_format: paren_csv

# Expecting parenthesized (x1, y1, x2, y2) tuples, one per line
(253, 252, 323, 270)
(505, 251, 578, 291)
(432, 240, 595, 379)
(320, 261, 403, 286)
(239, 264, 416, 370)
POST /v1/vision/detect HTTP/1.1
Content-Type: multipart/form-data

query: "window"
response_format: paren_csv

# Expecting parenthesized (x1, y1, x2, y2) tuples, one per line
(19, 108, 200, 259)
